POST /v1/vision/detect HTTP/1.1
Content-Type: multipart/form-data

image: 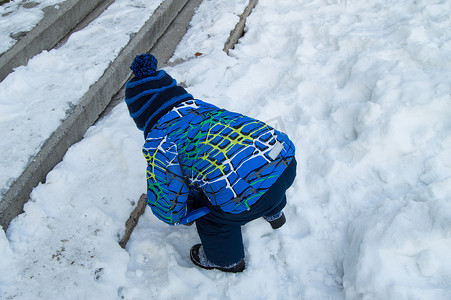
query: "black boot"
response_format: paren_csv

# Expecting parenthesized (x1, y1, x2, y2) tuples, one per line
(190, 244, 245, 273)
(264, 212, 286, 229)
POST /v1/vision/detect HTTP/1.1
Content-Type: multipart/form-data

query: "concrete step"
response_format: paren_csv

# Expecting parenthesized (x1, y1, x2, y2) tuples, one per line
(0, 0, 109, 82)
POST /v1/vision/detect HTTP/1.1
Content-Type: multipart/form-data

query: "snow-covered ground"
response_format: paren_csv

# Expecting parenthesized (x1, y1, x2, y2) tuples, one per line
(1, 0, 451, 299)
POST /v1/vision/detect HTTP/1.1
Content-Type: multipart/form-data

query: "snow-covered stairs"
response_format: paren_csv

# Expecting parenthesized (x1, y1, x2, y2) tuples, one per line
(0, 0, 109, 82)
(0, 0, 201, 229)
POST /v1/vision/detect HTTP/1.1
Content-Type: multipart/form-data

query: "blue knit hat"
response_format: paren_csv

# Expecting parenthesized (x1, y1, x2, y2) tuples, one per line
(125, 54, 193, 137)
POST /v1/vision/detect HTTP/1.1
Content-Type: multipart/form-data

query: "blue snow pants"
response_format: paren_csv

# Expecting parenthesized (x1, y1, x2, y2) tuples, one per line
(194, 158, 297, 266)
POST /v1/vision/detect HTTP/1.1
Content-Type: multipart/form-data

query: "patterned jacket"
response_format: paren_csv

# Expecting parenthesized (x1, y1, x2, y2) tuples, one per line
(142, 99, 295, 225)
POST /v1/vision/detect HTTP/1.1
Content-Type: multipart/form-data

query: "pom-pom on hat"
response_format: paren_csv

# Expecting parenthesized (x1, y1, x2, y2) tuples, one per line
(125, 54, 193, 137)
(130, 53, 158, 78)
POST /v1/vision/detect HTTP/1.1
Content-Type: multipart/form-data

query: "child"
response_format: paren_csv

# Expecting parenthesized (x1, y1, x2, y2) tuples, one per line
(125, 54, 296, 273)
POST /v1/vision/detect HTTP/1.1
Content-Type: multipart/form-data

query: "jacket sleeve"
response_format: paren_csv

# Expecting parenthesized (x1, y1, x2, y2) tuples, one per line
(142, 135, 189, 225)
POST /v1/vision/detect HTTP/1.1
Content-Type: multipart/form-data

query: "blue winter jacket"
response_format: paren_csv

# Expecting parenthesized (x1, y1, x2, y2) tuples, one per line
(142, 99, 295, 225)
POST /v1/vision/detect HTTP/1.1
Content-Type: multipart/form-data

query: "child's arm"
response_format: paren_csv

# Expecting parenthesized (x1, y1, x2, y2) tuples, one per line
(143, 136, 189, 225)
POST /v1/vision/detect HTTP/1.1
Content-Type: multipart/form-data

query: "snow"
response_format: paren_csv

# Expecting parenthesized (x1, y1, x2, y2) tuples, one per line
(1, 0, 451, 299)
(0, 0, 65, 55)
(344, 198, 451, 299)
